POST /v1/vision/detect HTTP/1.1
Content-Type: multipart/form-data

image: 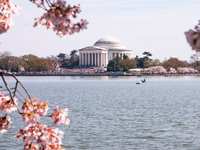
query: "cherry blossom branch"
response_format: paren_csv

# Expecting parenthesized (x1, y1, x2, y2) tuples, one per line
(0, 0, 88, 36)
(0, 71, 32, 99)
(0, 72, 21, 114)
(12, 80, 19, 97)
(45, 0, 52, 7)
(0, 70, 70, 149)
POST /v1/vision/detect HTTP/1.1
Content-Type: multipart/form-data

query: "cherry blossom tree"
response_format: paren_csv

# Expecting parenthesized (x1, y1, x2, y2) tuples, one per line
(0, 0, 88, 36)
(0, 71, 70, 150)
(185, 20, 200, 51)
(0, 0, 88, 149)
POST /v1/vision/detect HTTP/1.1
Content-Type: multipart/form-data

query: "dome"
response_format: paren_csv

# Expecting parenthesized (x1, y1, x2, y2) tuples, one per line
(94, 37, 126, 49)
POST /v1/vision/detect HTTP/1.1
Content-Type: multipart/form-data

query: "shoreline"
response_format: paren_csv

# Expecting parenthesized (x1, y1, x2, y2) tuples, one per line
(13, 72, 200, 77)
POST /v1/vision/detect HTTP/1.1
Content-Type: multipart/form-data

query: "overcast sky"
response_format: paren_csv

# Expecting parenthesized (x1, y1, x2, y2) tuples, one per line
(0, 0, 200, 60)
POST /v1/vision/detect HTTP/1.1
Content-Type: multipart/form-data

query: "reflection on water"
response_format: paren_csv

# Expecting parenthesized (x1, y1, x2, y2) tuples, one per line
(1, 76, 200, 150)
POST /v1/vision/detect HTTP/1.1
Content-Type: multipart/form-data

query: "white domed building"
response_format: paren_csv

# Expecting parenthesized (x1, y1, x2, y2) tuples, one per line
(79, 37, 133, 68)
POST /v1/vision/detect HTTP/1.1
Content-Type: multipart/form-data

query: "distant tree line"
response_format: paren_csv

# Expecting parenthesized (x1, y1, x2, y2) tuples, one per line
(0, 53, 57, 72)
(0, 49, 80, 72)
(107, 51, 200, 72)
(1, 50, 200, 73)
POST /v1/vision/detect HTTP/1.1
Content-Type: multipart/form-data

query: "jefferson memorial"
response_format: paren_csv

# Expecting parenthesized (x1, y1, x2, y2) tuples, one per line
(79, 37, 133, 68)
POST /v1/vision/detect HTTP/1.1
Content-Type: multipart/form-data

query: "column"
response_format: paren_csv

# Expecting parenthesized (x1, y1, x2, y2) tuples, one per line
(85, 53, 88, 66)
(84, 53, 86, 66)
(113, 53, 115, 59)
(107, 53, 108, 65)
(102, 53, 104, 67)
(104, 53, 106, 66)
(93, 53, 95, 66)
(81, 53, 84, 66)
(105, 53, 107, 66)
(93, 53, 95, 67)
(90, 53, 92, 66)
(83, 53, 85, 66)
(96, 53, 98, 67)
(85, 53, 87, 66)
(99, 53, 101, 67)
(79, 53, 82, 66)
(88, 53, 90, 66)
(101, 53, 104, 67)
(101, 53, 103, 67)
(95, 53, 97, 67)
(91, 53, 94, 66)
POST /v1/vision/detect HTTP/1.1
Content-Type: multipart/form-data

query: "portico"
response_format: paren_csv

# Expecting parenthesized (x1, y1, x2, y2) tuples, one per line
(79, 47, 108, 67)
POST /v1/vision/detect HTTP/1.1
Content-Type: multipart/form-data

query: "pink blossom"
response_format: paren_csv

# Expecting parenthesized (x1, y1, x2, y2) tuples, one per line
(23, 143, 39, 150)
(143, 66, 167, 74)
(177, 67, 198, 74)
(51, 107, 70, 125)
(0, 0, 17, 34)
(17, 123, 64, 150)
(0, 115, 11, 133)
(22, 98, 48, 123)
(0, 0, 87, 36)
(0, 94, 17, 113)
(168, 67, 177, 74)
(33, 0, 88, 36)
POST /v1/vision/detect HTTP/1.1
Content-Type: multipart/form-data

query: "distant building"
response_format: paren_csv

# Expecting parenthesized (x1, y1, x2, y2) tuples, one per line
(79, 37, 133, 68)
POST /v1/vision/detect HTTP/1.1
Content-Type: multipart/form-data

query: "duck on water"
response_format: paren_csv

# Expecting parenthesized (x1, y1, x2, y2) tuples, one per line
(136, 79, 146, 84)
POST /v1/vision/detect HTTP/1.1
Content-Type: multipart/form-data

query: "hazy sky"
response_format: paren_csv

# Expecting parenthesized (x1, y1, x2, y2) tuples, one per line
(1, 0, 200, 60)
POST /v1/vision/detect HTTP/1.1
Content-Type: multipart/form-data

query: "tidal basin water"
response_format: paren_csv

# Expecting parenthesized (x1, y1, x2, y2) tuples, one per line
(1, 76, 200, 150)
